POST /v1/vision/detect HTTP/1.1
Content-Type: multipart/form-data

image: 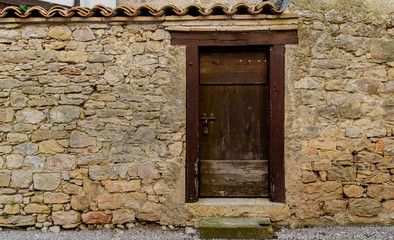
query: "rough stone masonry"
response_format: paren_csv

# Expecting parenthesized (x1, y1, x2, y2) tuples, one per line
(0, 0, 392, 230)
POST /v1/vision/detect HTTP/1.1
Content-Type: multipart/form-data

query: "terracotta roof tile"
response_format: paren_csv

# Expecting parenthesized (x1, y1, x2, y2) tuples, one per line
(0, 1, 290, 18)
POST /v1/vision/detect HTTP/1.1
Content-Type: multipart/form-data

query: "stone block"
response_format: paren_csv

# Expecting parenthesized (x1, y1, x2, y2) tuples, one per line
(7, 133, 29, 144)
(48, 26, 72, 40)
(104, 66, 125, 85)
(70, 131, 96, 148)
(112, 209, 135, 224)
(0, 109, 14, 122)
(302, 181, 343, 201)
(72, 26, 95, 42)
(81, 212, 112, 224)
(24, 203, 51, 214)
(6, 154, 23, 169)
(47, 154, 77, 171)
(52, 211, 81, 227)
(302, 171, 317, 183)
(327, 167, 356, 182)
(138, 201, 162, 221)
(97, 193, 125, 210)
(89, 165, 117, 181)
(103, 180, 141, 193)
(44, 192, 70, 204)
(199, 217, 273, 240)
(323, 200, 347, 215)
(10, 171, 32, 188)
(0, 215, 35, 227)
(137, 163, 160, 180)
(309, 140, 334, 150)
(367, 184, 394, 200)
(4, 204, 20, 214)
(50, 105, 81, 123)
(0, 194, 22, 204)
(38, 140, 65, 154)
(58, 51, 88, 63)
(13, 143, 38, 155)
(33, 173, 61, 191)
(0, 173, 11, 187)
(344, 185, 364, 198)
(71, 195, 90, 211)
(24, 156, 45, 169)
(153, 181, 170, 195)
(22, 26, 48, 38)
(312, 160, 331, 171)
(15, 108, 46, 124)
(349, 198, 381, 217)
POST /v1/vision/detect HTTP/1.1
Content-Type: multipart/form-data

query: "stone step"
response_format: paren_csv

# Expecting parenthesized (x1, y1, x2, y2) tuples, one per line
(199, 217, 273, 239)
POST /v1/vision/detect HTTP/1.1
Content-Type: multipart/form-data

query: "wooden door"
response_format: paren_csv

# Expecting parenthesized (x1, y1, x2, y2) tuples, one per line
(198, 47, 270, 197)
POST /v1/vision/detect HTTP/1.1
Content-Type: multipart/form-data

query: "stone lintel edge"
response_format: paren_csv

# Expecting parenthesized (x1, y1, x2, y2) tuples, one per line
(0, 13, 298, 24)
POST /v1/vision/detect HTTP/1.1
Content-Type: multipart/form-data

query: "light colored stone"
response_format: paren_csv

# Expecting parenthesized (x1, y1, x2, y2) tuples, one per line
(302, 171, 317, 183)
(50, 105, 81, 123)
(39, 140, 65, 154)
(103, 180, 141, 193)
(33, 173, 61, 191)
(138, 201, 162, 221)
(6, 154, 24, 169)
(71, 195, 90, 211)
(153, 181, 170, 195)
(312, 160, 331, 171)
(13, 143, 38, 155)
(24, 203, 51, 214)
(70, 131, 96, 148)
(81, 212, 112, 224)
(0, 215, 35, 227)
(58, 51, 87, 63)
(72, 27, 95, 42)
(89, 165, 117, 181)
(49, 26, 72, 40)
(25, 156, 45, 169)
(44, 192, 70, 204)
(349, 198, 381, 217)
(97, 193, 125, 210)
(7, 133, 29, 144)
(168, 142, 182, 157)
(344, 185, 364, 198)
(15, 108, 46, 124)
(112, 209, 135, 224)
(138, 163, 160, 180)
(10, 171, 32, 189)
(0, 109, 14, 122)
(52, 211, 81, 227)
(104, 66, 125, 85)
(0, 173, 11, 187)
(4, 204, 20, 214)
(0, 194, 22, 204)
(47, 154, 77, 171)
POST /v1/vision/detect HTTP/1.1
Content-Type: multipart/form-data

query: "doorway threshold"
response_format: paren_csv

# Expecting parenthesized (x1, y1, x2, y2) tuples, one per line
(185, 198, 290, 224)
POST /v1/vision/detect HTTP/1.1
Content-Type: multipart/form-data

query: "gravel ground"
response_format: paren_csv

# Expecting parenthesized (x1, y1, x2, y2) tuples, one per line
(0, 224, 392, 240)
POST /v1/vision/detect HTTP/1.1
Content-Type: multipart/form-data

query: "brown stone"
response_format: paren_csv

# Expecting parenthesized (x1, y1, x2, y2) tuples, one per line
(71, 195, 90, 211)
(294, 201, 321, 219)
(0, 109, 14, 122)
(38, 140, 65, 154)
(0, 173, 11, 187)
(52, 211, 81, 227)
(4, 204, 20, 214)
(97, 193, 125, 210)
(103, 180, 141, 193)
(323, 200, 347, 215)
(112, 209, 135, 224)
(367, 184, 394, 200)
(24, 203, 51, 214)
(0, 215, 35, 227)
(153, 180, 170, 195)
(344, 185, 364, 198)
(349, 198, 381, 217)
(62, 183, 84, 195)
(302, 181, 343, 200)
(44, 192, 70, 204)
(137, 201, 162, 221)
(327, 167, 356, 182)
(47, 154, 77, 171)
(82, 211, 112, 224)
(48, 26, 72, 40)
(70, 169, 89, 179)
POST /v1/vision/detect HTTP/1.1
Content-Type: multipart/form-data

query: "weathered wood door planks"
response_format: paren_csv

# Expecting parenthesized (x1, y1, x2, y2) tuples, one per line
(198, 47, 270, 197)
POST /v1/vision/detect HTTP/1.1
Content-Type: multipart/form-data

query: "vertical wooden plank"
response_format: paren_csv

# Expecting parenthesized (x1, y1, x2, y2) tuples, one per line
(216, 85, 229, 159)
(186, 45, 199, 202)
(198, 85, 217, 160)
(229, 85, 243, 160)
(269, 45, 285, 203)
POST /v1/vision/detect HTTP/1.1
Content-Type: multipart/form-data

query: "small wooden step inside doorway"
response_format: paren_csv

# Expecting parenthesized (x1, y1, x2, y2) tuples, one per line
(198, 47, 269, 197)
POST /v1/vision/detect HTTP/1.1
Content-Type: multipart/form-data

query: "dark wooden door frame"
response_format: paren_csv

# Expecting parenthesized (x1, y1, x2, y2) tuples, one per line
(171, 31, 298, 203)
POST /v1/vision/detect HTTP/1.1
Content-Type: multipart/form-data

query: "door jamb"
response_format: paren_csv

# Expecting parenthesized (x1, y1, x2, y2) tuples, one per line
(171, 31, 298, 203)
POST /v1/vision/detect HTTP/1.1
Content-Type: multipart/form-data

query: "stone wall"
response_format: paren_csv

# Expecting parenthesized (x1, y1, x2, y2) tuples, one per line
(0, 0, 392, 230)
(285, 0, 393, 226)
(0, 22, 187, 229)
